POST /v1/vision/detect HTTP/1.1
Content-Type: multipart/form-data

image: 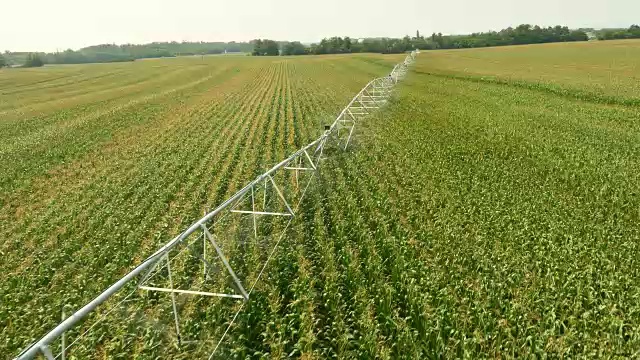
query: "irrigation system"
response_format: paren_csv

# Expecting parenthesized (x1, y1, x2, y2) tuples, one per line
(15, 50, 417, 360)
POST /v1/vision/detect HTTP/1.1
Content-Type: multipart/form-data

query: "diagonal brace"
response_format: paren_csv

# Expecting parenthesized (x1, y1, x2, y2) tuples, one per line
(201, 225, 249, 300)
(267, 175, 294, 216)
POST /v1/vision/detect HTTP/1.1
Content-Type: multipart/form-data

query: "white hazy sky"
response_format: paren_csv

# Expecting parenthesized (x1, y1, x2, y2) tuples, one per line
(2, 0, 638, 52)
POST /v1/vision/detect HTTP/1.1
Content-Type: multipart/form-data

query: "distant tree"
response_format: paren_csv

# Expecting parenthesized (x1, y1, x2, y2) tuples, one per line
(0, 54, 6, 68)
(402, 35, 412, 49)
(311, 36, 369, 54)
(23, 53, 44, 67)
(251, 39, 279, 56)
(431, 32, 444, 48)
(264, 40, 279, 55)
(596, 25, 640, 40)
(251, 39, 264, 55)
(282, 41, 307, 55)
(342, 36, 352, 53)
(351, 40, 363, 53)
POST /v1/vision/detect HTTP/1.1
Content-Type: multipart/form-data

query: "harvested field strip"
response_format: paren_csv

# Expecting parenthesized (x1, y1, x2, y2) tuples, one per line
(416, 70, 640, 108)
(0, 64, 204, 116)
(416, 39, 640, 103)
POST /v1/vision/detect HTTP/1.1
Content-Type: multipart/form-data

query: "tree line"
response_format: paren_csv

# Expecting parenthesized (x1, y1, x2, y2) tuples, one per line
(427, 25, 588, 49)
(253, 24, 591, 56)
(0, 52, 45, 68)
(1, 41, 253, 67)
(596, 25, 640, 40)
(3, 25, 590, 67)
(2, 24, 639, 67)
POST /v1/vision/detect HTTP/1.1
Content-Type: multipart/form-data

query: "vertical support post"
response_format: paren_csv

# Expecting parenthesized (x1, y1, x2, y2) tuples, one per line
(263, 177, 268, 210)
(165, 254, 181, 346)
(251, 186, 257, 239)
(203, 211, 207, 279)
(294, 157, 299, 189)
(61, 307, 66, 360)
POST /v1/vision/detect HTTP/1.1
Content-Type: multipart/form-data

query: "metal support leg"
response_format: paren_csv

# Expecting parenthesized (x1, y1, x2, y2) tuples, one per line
(251, 186, 257, 239)
(165, 254, 182, 346)
(61, 308, 66, 360)
(39, 346, 54, 360)
(263, 178, 268, 210)
(294, 157, 299, 189)
(203, 232, 207, 279)
(203, 211, 207, 279)
(318, 136, 327, 161)
(344, 124, 356, 151)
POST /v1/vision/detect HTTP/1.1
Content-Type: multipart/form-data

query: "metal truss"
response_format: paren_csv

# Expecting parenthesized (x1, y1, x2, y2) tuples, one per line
(332, 76, 395, 150)
(15, 50, 418, 360)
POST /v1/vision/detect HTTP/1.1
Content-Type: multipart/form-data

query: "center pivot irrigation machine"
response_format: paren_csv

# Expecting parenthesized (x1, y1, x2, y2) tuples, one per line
(16, 50, 417, 360)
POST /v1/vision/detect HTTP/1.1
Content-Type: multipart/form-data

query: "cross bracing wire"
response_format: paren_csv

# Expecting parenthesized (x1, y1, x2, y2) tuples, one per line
(15, 50, 417, 360)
